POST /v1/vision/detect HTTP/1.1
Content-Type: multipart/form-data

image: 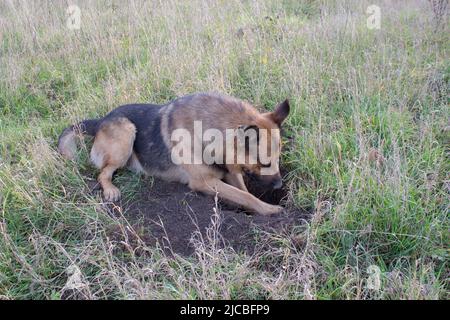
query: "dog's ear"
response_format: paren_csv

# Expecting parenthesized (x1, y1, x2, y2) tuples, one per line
(271, 99, 290, 126)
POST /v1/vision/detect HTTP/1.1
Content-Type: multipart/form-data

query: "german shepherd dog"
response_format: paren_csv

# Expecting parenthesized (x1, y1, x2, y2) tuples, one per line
(58, 93, 289, 215)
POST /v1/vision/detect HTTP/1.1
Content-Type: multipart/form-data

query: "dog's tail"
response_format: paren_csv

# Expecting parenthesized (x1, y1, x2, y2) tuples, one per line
(58, 119, 100, 159)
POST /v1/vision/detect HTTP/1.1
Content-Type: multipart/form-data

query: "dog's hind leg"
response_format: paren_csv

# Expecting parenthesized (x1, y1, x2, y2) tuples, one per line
(90, 117, 136, 201)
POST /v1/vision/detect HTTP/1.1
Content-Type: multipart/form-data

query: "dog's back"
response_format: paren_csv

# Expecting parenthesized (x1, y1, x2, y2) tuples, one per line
(166, 92, 264, 134)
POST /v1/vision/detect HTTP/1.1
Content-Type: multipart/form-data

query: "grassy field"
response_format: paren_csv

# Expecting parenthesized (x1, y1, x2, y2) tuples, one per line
(0, 0, 448, 299)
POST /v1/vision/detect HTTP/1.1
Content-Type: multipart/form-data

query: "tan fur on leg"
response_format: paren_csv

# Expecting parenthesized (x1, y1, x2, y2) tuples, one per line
(224, 172, 248, 192)
(90, 117, 136, 201)
(189, 176, 282, 215)
(98, 165, 122, 201)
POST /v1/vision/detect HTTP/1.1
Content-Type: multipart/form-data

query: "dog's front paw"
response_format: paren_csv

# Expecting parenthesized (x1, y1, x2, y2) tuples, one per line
(259, 204, 284, 216)
(103, 186, 121, 202)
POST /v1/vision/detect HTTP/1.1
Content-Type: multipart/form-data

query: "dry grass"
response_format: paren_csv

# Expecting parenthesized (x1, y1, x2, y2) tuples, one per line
(0, 0, 448, 299)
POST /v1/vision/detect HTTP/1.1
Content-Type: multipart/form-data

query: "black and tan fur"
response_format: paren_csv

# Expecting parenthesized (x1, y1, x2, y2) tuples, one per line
(58, 93, 290, 215)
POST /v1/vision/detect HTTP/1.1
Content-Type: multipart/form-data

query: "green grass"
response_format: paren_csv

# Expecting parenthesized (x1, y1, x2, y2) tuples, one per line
(0, 0, 448, 299)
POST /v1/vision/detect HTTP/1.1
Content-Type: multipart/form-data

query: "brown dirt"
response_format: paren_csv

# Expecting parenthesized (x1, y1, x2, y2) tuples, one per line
(96, 172, 310, 256)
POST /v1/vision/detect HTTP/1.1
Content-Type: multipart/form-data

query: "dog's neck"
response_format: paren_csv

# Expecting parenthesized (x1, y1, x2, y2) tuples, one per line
(212, 163, 229, 175)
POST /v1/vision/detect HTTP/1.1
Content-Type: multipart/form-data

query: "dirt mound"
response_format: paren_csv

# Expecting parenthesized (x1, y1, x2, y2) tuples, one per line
(99, 173, 310, 256)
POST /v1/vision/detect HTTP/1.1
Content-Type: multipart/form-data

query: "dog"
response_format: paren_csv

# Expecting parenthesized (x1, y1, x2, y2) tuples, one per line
(58, 93, 290, 215)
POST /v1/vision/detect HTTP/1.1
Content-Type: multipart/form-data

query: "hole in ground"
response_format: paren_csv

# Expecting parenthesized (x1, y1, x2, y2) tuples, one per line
(102, 168, 310, 256)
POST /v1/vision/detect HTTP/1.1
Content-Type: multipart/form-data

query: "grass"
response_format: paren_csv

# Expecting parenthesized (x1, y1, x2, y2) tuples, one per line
(0, 0, 448, 299)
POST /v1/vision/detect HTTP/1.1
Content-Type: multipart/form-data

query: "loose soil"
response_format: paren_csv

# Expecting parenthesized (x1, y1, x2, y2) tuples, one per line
(97, 172, 310, 256)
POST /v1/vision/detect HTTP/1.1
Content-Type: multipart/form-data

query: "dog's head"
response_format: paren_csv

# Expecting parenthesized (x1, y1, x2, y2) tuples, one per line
(237, 99, 290, 189)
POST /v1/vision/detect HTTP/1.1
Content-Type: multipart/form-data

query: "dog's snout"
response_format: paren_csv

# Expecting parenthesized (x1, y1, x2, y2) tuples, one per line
(272, 177, 283, 189)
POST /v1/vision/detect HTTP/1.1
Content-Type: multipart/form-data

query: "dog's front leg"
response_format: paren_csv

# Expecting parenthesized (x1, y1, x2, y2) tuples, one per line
(189, 177, 283, 215)
(224, 172, 248, 192)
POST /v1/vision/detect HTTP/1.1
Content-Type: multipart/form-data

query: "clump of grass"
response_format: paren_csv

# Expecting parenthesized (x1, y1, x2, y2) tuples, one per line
(0, 0, 448, 299)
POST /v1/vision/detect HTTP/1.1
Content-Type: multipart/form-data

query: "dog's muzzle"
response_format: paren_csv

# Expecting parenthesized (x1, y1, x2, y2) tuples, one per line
(271, 176, 283, 189)
(248, 172, 282, 190)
